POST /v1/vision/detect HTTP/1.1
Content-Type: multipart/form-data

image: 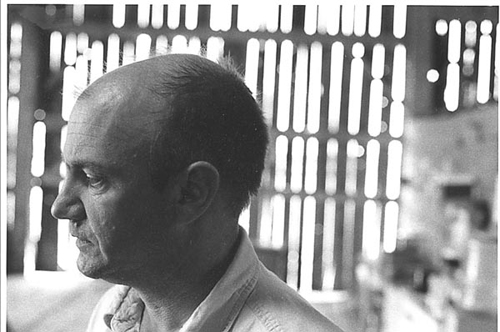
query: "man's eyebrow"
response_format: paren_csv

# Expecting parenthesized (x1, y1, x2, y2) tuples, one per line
(61, 155, 115, 173)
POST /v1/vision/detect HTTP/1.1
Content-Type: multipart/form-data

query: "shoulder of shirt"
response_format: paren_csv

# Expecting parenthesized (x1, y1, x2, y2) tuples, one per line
(233, 263, 344, 332)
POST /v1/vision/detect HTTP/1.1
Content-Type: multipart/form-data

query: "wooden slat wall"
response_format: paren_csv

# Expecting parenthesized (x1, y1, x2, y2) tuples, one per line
(8, 4, 416, 292)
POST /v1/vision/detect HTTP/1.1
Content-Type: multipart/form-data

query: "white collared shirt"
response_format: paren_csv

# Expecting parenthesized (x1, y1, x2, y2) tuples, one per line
(86, 229, 343, 332)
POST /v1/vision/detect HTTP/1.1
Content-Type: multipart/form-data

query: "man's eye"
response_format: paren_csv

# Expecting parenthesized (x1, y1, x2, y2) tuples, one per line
(85, 175, 105, 189)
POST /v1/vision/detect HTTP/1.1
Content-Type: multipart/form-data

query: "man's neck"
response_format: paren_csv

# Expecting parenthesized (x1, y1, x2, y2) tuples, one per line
(124, 224, 240, 331)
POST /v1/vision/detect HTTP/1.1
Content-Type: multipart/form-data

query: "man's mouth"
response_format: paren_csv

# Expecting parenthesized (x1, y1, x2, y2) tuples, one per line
(76, 238, 93, 248)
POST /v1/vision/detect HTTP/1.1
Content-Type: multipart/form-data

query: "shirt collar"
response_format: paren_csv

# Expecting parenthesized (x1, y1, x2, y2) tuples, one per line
(105, 227, 260, 332)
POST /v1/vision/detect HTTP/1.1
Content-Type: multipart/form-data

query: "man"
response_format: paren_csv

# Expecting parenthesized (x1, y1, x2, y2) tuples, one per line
(51, 54, 343, 332)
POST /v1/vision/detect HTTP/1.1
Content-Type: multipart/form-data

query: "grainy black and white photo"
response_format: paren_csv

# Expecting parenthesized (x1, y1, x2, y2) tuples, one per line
(3, 3, 498, 332)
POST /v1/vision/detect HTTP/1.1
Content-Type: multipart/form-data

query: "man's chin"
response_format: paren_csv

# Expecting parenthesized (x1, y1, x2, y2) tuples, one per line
(77, 258, 107, 280)
(77, 260, 127, 284)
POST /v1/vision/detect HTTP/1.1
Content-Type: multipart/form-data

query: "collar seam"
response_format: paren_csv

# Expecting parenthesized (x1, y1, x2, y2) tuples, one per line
(221, 271, 259, 332)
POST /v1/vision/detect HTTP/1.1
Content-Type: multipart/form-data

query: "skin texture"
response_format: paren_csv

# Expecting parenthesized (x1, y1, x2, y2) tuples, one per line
(51, 57, 240, 331)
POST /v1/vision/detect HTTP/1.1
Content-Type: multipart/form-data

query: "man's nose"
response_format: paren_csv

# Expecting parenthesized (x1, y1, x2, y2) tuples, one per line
(51, 180, 85, 221)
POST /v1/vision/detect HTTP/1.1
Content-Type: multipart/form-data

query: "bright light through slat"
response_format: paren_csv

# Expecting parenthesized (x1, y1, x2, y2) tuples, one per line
(206, 37, 225, 62)
(307, 42, 322, 134)
(393, 5, 407, 39)
(171, 35, 187, 54)
(322, 198, 336, 290)
(210, 4, 231, 32)
(77, 33, 88, 54)
(112, 4, 126, 29)
(445, 63, 460, 111)
(7, 97, 20, 142)
(122, 41, 135, 66)
(304, 4, 318, 35)
(61, 66, 76, 121)
(436, 19, 448, 36)
(448, 20, 462, 63)
(107, 34, 120, 72)
(167, 4, 181, 30)
(354, 5, 367, 37)
(277, 40, 294, 132)
(281, 4, 293, 34)
(136, 34, 152, 61)
(75, 55, 88, 94)
(185, 4, 198, 30)
(188, 37, 201, 55)
(59, 161, 66, 179)
(318, 3, 331, 34)
(31, 122, 46, 177)
(10, 22, 22, 43)
(477, 34, 492, 104)
(362, 200, 381, 261)
(325, 4, 340, 36)
(25, 186, 44, 274)
(248, 6, 261, 33)
(237, 3, 249, 32)
(259, 197, 272, 246)
(345, 140, 359, 196)
(293, 45, 309, 133)
(275, 135, 288, 192)
(90, 41, 104, 83)
(151, 4, 164, 29)
(50, 31, 62, 72)
(301, 196, 316, 292)
(386, 140, 403, 200)
(156, 35, 169, 55)
(263, 40, 277, 124)
(364, 140, 380, 199)
(347, 51, 364, 135)
(60, 125, 67, 152)
(238, 206, 250, 233)
(392, 44, 406, 102)
(137, 4, 150, 28)
(325, 139, 338, 195)
(481, 20, 493, 34)
(265, 4, 279, 33)
(384, 201, 399, 253)
(290, 137, 305, 193)
(341, 5, 355, 36)
(272, 195, 286, 248)
(304, 138, 319, 194)
(221, 4, 233, 32)
(368, 5, 382, 37)
(368, 80, 383, 137)
(8, 62, 20, 95)
(9, 23, 22, 58)
(329, 42, 344, 133)
(64, 33, 77, 66)
(465, 21, 477, 48)
(372, 44, 385, 79)
(245, 38, 260, 98)
(57, 219, 78, 271)
(287, 196, 302, 289)
(389, 101, 405, 138)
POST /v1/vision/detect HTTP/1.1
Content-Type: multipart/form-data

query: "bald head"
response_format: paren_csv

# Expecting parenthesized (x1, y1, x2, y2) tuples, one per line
(72, 54, 269, 216)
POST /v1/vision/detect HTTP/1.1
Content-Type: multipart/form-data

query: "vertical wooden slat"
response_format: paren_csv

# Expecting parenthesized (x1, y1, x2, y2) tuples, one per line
(312, 197, 325, 290)
(333, 199, 345, 289)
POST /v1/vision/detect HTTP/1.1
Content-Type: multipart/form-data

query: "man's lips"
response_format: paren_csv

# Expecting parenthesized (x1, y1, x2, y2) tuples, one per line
(75, 238, 93, 248)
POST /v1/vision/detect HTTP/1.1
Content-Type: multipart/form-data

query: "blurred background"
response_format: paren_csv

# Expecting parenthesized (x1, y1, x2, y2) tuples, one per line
(4, 3, 498, 332)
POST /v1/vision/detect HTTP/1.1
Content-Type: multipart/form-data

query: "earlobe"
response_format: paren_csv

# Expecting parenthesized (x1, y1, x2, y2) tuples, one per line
(176, 161, 220, 223)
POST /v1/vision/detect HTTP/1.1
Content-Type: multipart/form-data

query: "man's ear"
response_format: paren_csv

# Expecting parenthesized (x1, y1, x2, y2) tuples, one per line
(174, 161, 220, 223)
